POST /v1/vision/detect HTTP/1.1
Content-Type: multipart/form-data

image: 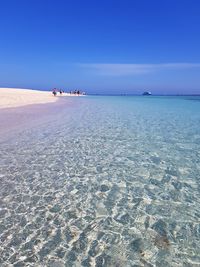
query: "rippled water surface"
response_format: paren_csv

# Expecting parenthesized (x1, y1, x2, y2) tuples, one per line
(0, 96, 200, 267)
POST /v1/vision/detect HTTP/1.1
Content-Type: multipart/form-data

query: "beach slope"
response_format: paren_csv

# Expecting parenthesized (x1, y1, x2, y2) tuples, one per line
(0, 88, 57, 109)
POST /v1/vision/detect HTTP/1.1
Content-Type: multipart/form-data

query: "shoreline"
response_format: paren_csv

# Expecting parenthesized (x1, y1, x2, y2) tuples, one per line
(0, 88, 85, 141)
(0, 88, 73, 141)
(0, 88, 59, 109)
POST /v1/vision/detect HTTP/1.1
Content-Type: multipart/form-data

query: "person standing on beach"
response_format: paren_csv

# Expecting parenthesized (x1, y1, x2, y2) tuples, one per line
(52, 88, 57, 96)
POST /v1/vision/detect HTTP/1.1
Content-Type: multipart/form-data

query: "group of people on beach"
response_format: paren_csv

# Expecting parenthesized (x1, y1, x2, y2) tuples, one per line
(52, 88, 64, 96)
(52, 88, 85, 96)
(69, 90, 82, 95)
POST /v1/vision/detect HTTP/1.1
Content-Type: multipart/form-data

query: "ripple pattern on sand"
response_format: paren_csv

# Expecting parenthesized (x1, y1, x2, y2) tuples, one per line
(0, 96, 200, 266)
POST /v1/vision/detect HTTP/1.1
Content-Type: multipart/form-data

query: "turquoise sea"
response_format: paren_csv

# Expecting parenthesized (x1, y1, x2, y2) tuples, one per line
(0, 96, 200, 267)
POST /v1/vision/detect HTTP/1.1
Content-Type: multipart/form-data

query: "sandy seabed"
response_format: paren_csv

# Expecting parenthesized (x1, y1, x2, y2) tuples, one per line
(0, 95, 200, 266)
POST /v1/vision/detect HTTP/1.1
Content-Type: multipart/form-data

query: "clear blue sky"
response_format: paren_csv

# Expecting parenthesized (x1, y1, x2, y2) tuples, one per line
(0, 0, 200, 94)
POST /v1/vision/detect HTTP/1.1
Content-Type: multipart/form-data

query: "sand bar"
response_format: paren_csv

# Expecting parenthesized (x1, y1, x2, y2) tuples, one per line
(0, 88, 58, 109)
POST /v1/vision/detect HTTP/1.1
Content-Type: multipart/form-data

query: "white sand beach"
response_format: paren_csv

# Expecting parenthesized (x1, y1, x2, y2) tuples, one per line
(0, 88, 58, 109)
(0, 87, 85, 139)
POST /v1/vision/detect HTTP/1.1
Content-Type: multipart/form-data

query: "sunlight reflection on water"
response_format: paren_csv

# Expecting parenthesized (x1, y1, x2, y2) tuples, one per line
(0, 96, 200, 266)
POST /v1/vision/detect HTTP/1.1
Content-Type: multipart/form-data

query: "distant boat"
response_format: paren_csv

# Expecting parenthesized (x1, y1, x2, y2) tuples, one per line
(143, 91, 152, 95)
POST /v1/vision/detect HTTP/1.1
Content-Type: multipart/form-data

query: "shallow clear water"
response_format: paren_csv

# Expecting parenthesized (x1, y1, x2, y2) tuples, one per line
(0, 96, 200, 267)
